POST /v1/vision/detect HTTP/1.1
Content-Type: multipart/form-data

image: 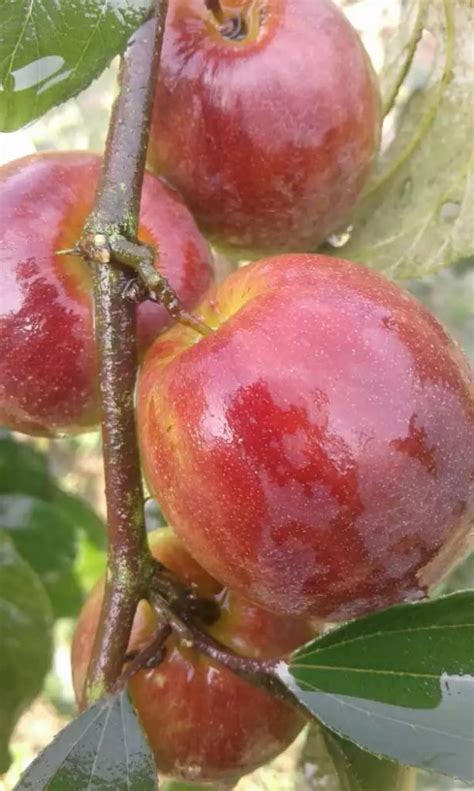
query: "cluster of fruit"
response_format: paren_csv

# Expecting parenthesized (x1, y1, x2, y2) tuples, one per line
(1, 0, 472, 785)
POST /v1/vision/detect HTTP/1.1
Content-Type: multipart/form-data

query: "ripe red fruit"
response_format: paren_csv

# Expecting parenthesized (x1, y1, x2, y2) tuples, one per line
(147, 0, 381, 254)
(71, 529, 310, 783)
(0, 152, 213, 436)
(137, 254, 474, 621)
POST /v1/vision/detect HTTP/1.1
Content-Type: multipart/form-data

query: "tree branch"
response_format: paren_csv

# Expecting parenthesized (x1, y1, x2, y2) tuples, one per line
(146, 582, 309, 715)
(104, 568, 306, 715)
(80, 1, 168, 705)
(77, 0, 309, 721)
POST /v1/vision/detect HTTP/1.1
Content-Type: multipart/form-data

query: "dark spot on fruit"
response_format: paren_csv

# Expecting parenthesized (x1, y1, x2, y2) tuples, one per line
(391, 414, 438, 476)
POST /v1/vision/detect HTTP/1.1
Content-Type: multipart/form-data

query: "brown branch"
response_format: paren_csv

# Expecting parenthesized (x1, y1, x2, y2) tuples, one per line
(147, 583, 308, 715)
(177, 615, 300, 709)
(80, 1, 169, 705)
(116, 623, 172, 690)
(76, 0, 309, 722)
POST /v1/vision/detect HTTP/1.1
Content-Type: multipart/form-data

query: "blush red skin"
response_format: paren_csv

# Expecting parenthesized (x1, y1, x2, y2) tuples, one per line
(138, 254, 474, 621)
(71, 529, 310, 783)
(147, 0, 381, 254)
(0, 152, 213, 435)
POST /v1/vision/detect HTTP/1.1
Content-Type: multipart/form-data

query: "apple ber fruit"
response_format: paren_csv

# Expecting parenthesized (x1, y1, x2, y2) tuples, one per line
(71, 528, 311, 783)
(0, 152, 214, 436)
(137, 254, 474, 621)
(147, 0, 382, 254)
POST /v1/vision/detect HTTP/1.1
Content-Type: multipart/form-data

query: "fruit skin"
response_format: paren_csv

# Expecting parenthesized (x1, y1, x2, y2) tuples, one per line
(0, 152, 213, 436)
(71, 529, 310, 783)
(147, 0, 381, 254)
(137, 254, 474, 621)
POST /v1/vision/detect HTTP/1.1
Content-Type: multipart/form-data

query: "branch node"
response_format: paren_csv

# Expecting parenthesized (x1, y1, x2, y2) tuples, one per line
(80, 231, 112, 265)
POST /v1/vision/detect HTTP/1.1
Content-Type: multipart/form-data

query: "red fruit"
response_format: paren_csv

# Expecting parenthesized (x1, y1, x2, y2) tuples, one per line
(71, 529, 310, 783)
(0, 152, 213, 436)
(147, 0, 381, 254)
(137, 254, 474, 621)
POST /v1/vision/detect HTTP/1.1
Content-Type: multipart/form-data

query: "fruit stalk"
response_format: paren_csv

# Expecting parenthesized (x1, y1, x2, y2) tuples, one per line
(149, 590, 305, 710)
(204, 0, 226, 25)
(80, 1, 169, 704)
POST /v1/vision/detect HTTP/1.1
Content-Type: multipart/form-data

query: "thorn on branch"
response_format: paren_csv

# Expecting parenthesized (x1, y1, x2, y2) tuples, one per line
(56, 245, 82, 257)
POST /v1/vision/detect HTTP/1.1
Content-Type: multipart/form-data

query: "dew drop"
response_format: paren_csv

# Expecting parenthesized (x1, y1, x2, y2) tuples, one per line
(327, 225, 353, 248)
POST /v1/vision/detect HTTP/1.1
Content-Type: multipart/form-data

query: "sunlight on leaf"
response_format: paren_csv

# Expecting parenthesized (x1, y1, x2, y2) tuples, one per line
(280, 593, 474, 782)
(0, 494, 81, 617)
(0, 531, 53, 774)
(0, 0, 152, 131)
(381, 0, 428, 115)
(15, 689, 158, 790)
(325, 0, 474, 279)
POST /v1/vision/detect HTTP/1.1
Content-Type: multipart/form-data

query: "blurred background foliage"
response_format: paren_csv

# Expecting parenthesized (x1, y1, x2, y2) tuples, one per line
(0, 0, 472, 789)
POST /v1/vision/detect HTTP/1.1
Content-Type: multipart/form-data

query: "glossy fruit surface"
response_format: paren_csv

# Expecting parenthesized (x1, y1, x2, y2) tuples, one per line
(71, 528, 310, 783)
(147, 0, 381, 254)
(0, 152, 213, 436)
(138, 254, 474, 621)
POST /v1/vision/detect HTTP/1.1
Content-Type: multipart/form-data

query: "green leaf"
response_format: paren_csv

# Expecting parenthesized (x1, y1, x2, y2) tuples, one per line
(295, 724, 416, 791)
(0, 495, 81, 618)
(0, 530, 53, 774)
(438, 553, 474, 596)
(380, 0, 428, 115)
(322, 730, 415, 791)
(282, 593, 474, 781)
(53, 491, 107, 601)
(15, 690, 158, 790)
(74, 533, 107, 599)
(0, 436, 53, 499)
(0, 0, 152, 132)
(0, 437, 105, 550)
(0, 436, 106, 616)
(54, 490, 107, 551)
(326, 0, 474, 279)
(160, 783, 210, 791)
(0, 435, 105, 540)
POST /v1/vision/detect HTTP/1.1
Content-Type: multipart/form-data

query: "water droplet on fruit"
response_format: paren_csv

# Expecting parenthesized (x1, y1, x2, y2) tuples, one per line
(439, 201, 461, 222)
(327, 225, 353, 248)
